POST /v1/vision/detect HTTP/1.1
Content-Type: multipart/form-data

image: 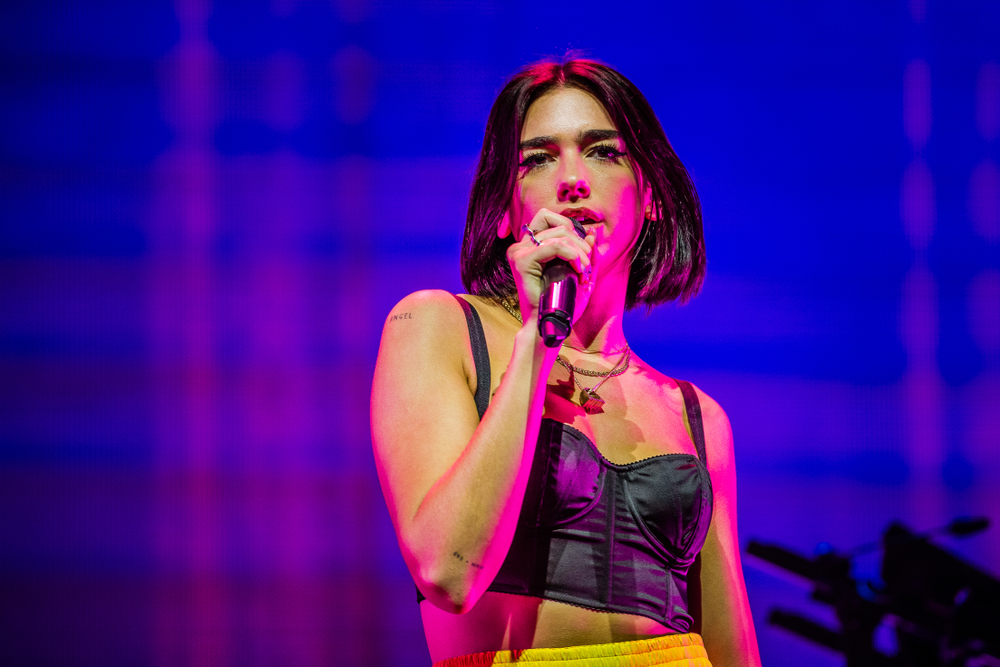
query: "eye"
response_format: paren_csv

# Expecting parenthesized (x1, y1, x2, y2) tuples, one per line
(519, 152, 551, 170)
(590, 143, 627, 163)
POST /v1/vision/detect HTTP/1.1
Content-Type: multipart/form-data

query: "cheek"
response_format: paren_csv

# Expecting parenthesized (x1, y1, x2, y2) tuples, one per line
(510, 178, 546, 220)
(509, 181, 527, 213)
(603, 180, 644, 253)
(519, 174, 548, 201)
(606, 177, 642, 217)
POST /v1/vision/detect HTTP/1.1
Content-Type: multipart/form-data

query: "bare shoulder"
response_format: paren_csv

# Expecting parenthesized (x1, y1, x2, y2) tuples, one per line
(382, 289, 466, 331)
(373, 289, 475, 418)
(632, 358, 734, 475)
(685, 381, 735, 477)
(378, 290, 472, 356)
(629, 359, 729, 434)
(686, 383, 732, 443)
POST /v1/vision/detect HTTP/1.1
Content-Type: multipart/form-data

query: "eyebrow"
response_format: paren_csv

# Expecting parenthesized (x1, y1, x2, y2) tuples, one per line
(519, 129, 621, 151)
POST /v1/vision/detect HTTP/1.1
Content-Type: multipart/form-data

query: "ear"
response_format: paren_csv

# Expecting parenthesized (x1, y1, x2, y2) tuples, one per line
(643, 184, 659, 221)
(497, 210, 513, 238)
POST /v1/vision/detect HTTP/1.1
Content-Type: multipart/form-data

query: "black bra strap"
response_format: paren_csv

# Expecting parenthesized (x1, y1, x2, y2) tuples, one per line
(417, 297, 491, 604)
(455, 296, 490, 420)
(676, 379, 707, 465)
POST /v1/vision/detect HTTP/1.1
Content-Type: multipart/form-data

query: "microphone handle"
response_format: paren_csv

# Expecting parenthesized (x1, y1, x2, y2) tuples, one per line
(538, 260, 577, 348)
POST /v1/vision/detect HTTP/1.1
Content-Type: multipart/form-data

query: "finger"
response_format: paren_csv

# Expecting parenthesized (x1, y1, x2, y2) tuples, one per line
(516, 218, 591, 262)
(518, 208, 559, 241)
(518, 224, 541, 247)
(535, 209, 580, 233)
(525, 208, 592, 243)
(528, 224, 593, 259)
(522, 209, 577, 241)
(526, 239, 591, 276)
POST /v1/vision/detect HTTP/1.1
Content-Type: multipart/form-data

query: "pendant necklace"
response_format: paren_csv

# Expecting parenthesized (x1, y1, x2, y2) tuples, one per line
(555, 347, 630, 413)
(499, 297, 630, 414)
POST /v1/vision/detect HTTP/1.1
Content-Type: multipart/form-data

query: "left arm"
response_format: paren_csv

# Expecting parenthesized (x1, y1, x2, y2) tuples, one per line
(695, 387, 761, 667)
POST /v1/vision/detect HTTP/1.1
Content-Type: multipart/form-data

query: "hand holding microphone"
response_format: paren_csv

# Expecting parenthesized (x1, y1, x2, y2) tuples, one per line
(523, 219, 590, 347)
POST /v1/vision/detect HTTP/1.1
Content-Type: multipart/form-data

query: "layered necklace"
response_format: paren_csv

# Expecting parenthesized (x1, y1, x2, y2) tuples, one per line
(499, 297, 630, 414)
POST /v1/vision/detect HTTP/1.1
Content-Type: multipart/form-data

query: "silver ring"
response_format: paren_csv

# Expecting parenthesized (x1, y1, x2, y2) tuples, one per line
(522, 224, 542, 247)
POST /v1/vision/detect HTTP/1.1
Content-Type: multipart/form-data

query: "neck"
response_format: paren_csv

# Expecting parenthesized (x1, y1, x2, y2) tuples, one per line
(564, 270, 629, 355)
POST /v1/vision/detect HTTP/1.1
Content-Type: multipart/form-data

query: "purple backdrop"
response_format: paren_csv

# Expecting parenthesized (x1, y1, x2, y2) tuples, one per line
(1, 1, 998, 665)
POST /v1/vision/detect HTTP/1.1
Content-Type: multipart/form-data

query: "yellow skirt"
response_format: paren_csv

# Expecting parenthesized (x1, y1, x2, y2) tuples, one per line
(432, 633, 712, 666)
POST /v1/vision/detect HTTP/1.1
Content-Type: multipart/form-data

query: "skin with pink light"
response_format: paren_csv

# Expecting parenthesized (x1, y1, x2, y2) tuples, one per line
(372, 85, 760, 665)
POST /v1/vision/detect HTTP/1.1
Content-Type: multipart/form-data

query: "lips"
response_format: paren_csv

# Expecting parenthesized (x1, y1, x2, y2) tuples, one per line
(559, 207, 603, 225)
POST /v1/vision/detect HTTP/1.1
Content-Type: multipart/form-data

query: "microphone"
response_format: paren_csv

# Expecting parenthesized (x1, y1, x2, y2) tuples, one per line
(537, 220, 587, 348)
(538, 261, 577, 347)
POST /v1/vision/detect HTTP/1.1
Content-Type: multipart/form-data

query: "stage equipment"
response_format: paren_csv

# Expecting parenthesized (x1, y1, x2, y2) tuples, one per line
(747, 517, 999, 666)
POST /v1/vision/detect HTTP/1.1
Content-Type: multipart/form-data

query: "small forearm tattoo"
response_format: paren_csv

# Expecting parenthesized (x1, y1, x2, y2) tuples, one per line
(389, 312, 413, 322)
(452, 551, 484, 570)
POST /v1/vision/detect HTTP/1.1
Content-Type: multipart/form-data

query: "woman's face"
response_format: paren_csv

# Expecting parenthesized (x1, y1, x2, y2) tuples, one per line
(509, 86, 646, 273)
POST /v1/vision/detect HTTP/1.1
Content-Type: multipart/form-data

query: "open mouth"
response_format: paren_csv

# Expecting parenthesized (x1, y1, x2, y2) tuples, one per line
(561, 208, 602, 226)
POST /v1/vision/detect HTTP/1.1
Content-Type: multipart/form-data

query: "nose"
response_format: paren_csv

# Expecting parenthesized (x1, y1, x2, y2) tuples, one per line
(559, 175, 590, 201)
(558, 153, 590, 202)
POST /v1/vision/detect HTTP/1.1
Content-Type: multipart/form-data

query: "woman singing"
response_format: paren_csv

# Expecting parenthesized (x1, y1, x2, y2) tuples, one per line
(372, 57, 760, 667)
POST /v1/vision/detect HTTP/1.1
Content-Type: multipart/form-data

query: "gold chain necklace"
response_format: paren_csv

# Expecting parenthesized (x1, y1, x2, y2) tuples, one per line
(555, 347, 631, 378)
(498, 296, 630, 414)
(562, 341, 629, 355)
(556, 347, 631, 413)
(499, 296, 522, 323)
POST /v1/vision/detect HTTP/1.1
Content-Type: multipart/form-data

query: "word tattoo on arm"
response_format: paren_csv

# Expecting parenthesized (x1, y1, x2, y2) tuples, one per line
(452, 551, 484, 570)
(389, 312, 413, 322)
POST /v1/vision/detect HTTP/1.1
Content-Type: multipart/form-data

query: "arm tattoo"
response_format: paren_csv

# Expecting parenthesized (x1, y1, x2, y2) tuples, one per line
(452, 551, 484, 570)
(389, 312, 413, 322)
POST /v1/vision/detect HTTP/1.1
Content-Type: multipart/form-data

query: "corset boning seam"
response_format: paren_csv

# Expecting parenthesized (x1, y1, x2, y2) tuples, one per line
(538, 420, 607, 528)
(540, 418, 713, 558)
(623, 475, 703, 567)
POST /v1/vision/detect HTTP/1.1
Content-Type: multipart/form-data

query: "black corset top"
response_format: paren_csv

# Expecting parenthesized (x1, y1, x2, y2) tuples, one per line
(486, 414, 714, 631)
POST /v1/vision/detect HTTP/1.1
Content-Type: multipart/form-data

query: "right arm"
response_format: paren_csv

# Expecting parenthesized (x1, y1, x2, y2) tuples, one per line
(371, 289, 555, 613)
(370, 211, 594, 614)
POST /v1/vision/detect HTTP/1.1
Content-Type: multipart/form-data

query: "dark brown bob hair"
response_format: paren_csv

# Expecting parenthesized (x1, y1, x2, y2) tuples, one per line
(460, 57, 705, 309)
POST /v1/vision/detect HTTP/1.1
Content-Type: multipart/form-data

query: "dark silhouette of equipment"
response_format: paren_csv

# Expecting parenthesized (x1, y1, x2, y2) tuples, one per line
(747, 517, 1000, 666)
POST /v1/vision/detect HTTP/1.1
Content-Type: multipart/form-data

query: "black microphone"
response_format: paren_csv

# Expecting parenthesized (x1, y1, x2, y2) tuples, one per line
(538, 261, 577, 347)
(537, 220, 587, 348)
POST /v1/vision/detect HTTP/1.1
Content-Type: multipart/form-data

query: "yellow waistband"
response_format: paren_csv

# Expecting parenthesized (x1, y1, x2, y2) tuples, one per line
(433, 632, 712, 667)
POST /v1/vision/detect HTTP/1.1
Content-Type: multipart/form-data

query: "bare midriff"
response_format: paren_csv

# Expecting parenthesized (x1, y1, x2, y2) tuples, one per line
(420, 591, 674, 663)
